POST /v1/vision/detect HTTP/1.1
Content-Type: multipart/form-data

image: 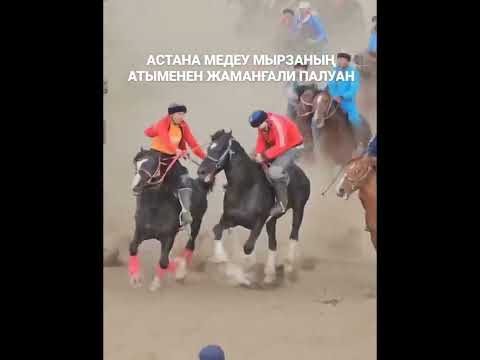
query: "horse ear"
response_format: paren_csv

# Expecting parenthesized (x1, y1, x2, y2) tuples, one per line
(140, 146, 144, 152)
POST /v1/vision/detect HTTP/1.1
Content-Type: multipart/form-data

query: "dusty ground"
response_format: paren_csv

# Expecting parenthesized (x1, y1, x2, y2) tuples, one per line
(104, 1, 376, 359)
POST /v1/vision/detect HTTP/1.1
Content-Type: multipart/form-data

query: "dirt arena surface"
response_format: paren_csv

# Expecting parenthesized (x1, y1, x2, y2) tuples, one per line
(104, 1, 376, 359)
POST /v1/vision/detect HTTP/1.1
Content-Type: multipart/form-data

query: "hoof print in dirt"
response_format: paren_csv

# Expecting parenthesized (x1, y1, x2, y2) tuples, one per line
(320, 298, 342, 307)
(300, 257, 319, 271)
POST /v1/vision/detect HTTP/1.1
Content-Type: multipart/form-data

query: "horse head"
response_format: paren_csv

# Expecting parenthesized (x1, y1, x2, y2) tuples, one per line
(131, 148, 159, 195)
(197, 129, 234, 183)
(336, 157, 375, 199)
(297, 89, 317, 119)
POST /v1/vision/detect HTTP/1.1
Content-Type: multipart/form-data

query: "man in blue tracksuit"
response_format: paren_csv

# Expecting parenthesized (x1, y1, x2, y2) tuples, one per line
(327, 52, 364, 151)
(297, 2, 328, 51)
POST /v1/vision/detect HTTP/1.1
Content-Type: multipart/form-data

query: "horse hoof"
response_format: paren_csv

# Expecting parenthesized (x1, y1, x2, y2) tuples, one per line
(284, 261, 294, 274)
(264, 273, 276, 285)
(242, 252, 256, 270)
(175, 258, 188, 280)
(148, 276, 162, 292)
(129, 273, 142, 288)
(225, 262, 251, 287)
(209, 254, 229, 264)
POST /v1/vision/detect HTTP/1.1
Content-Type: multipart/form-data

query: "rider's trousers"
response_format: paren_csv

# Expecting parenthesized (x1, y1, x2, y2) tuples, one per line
(266, 146, 302, 186)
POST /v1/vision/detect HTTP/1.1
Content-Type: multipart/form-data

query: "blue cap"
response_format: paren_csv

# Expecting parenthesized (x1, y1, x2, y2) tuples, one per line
(249, 110, 268, 128)
(199, 345, 225, 360)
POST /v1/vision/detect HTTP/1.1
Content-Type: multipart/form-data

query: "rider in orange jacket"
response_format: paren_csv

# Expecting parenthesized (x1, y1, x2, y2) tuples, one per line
(250, 110, 304, 217)
(144, 103, 206, 225)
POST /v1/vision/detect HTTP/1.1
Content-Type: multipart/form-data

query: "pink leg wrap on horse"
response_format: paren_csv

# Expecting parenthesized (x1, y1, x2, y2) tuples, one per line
(129, 255, 139, 275)
(168, 260, 177, 273)
(181, 249, 193, 265)
(156, 265, 168, 279)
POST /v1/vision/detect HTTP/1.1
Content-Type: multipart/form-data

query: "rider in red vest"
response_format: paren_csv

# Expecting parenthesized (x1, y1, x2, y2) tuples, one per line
(249, 110, 304, 217)
(144, 103, 206, 225)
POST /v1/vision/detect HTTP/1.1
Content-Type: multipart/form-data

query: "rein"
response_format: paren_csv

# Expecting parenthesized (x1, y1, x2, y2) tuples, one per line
(320, 164, 348, 196)
(299, 94, 340, 122)
(137, 141, 210, 187)
(206, 137, 235, 169)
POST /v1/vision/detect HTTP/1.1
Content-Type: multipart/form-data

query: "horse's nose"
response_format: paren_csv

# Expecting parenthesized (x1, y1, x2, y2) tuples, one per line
(336, 188, 344, 197)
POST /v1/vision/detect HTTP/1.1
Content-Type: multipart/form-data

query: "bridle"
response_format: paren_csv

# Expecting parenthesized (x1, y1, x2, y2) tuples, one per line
(299, 93, 340, 122)
(206, 137, 235, 171)
(345, 162, 375, 191)
(135, 152, 184, 190)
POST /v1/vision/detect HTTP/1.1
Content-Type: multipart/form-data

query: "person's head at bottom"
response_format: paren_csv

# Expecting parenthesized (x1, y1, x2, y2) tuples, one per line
(199, 345, 225, 360)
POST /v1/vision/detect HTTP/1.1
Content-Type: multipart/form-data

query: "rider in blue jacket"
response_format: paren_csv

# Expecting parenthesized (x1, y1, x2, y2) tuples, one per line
(327, 52, 365, 153)
(297, 2, 327, 47)
(327, 52, 361, 127)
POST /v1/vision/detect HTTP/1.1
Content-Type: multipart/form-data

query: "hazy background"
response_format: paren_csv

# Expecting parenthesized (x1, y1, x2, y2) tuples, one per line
(104, 1, 377, 359)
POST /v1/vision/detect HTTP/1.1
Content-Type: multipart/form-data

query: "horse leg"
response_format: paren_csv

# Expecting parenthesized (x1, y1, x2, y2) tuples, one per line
(243, 220, 265, 255)
(149, 235, 176, 292)
(211, 214, 230, 263)
(175, 217, 202, 280)
(286, 205, 305, 274)
(128, 227, 144, 288)
(264, 217, 278, 284)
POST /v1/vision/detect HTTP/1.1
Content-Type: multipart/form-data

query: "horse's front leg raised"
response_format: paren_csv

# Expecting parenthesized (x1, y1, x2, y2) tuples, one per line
(149, 235, 176, 292)
(243, 219, 266, 255)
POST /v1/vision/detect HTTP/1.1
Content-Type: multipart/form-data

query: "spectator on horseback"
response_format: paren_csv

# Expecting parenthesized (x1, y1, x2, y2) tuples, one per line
(280, 8, 298, 37)
(327, 52, 363, 152)
(144, 103, 206, 226)
(249, 110, 304, 217)
(297, 2, 328, 50)
(285, 62, 318, 120)
(368, 16, 377, 60)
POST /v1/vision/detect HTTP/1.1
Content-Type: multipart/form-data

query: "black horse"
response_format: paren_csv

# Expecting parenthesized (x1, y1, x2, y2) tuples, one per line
(197, 130, 310, 285)
(129, 148, 213, 291)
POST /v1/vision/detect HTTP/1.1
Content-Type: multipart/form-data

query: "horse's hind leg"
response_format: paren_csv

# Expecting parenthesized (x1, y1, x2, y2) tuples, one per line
(150, 235, 176, 292)
(286, 206, 305, 274)
(176, 218, 202, 280)
(128, 226, 144, 288)
(264, 217, 278, 284)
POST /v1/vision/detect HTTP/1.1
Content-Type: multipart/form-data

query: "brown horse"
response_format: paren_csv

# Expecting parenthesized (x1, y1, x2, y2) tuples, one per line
(297, 88, 372, 166)
(336, 156, 377, 251)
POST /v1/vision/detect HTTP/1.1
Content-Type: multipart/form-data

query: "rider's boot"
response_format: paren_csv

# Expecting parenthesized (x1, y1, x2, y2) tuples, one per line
(178, 188, 193, 226)
(270, 182, 289, 217)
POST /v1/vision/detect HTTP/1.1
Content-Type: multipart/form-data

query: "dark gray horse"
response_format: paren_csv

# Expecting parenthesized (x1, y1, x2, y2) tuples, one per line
(128, 148, 213, 291)
(197, 130, 310, 285)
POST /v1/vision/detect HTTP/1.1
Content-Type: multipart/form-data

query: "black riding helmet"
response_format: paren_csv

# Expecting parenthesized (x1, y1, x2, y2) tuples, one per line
(168, 103, 187, 115)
